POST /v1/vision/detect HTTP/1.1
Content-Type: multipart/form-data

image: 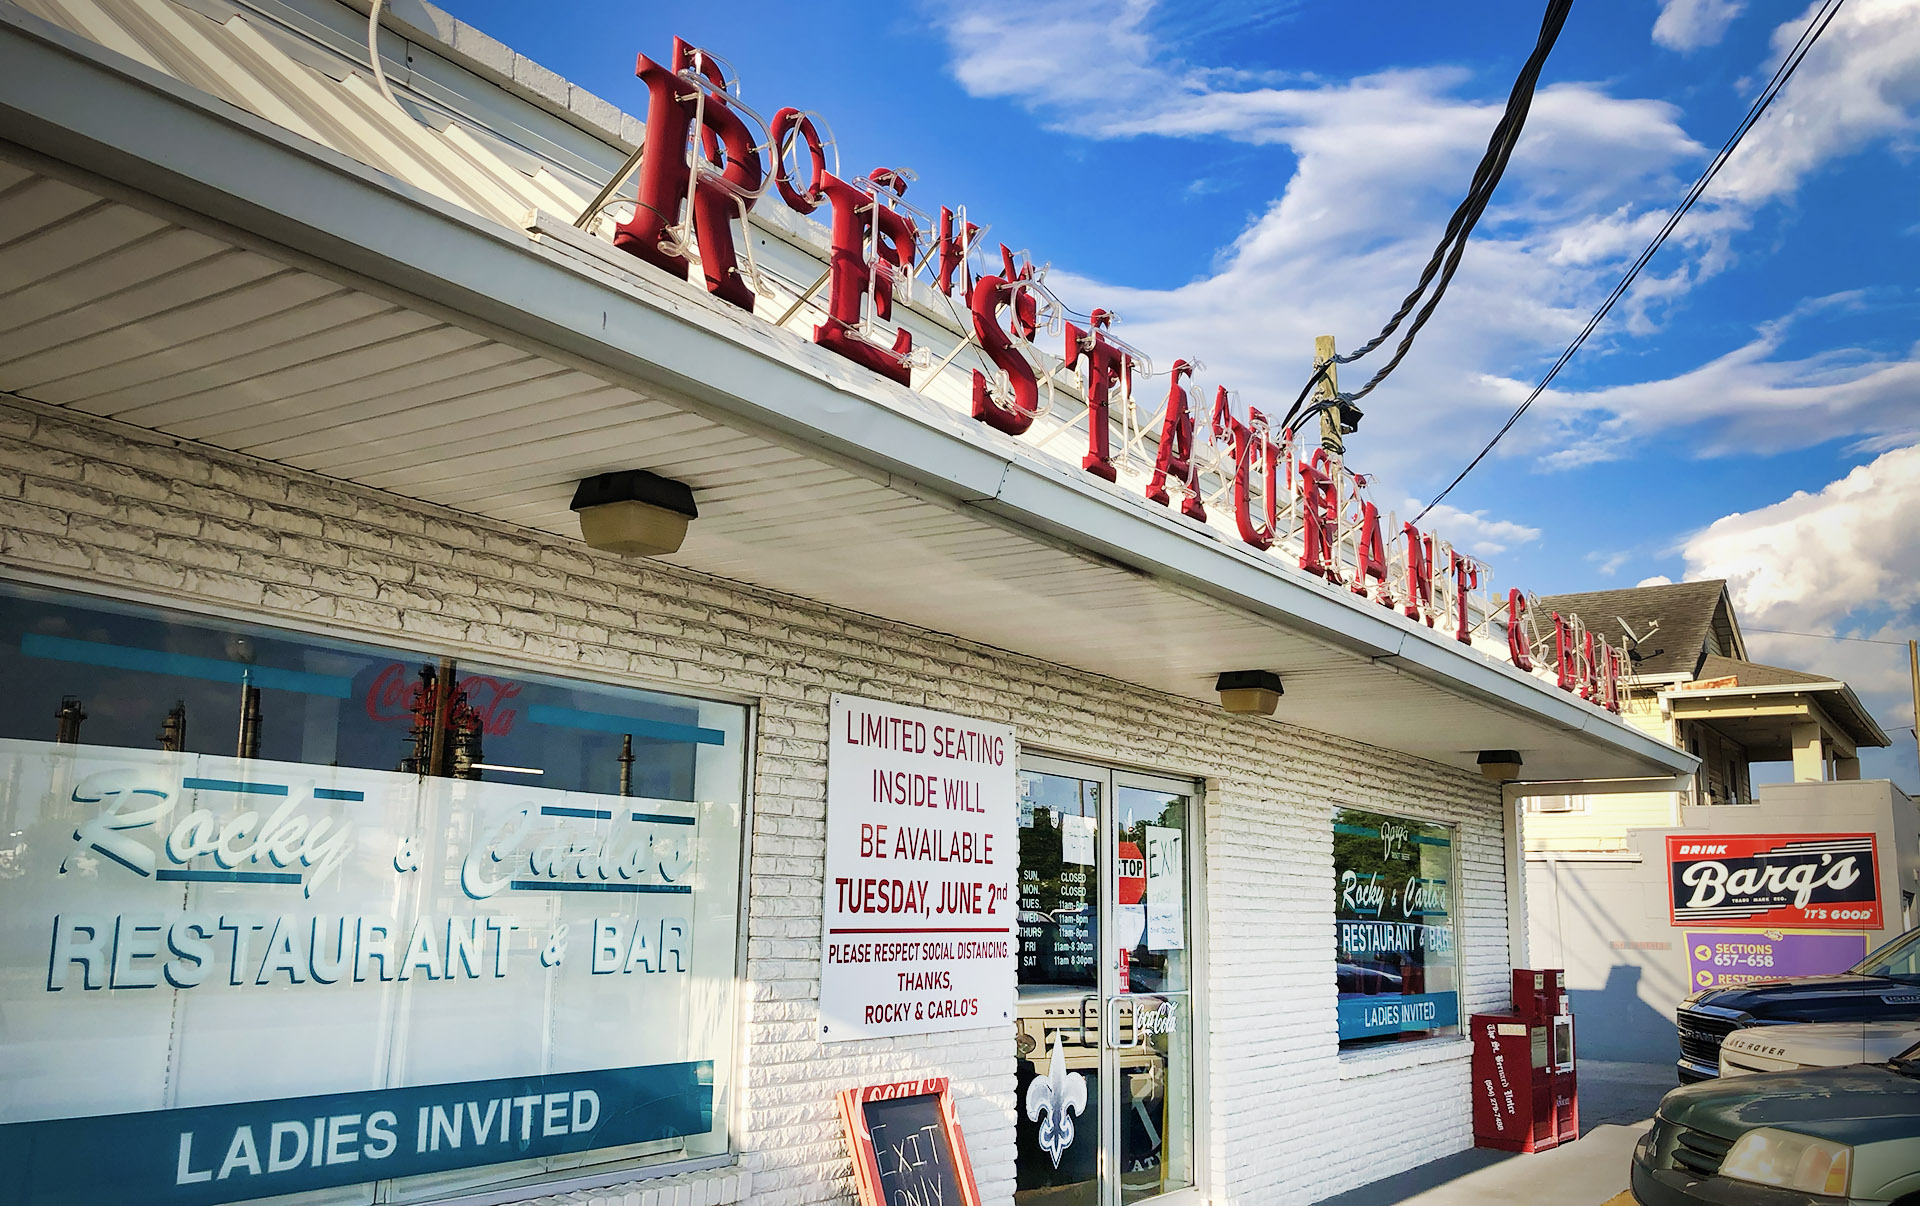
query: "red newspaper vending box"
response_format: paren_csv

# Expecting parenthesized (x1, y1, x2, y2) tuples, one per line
(1473, 968, 1579, 1152)
(1470, 1012, 1555, 1152)
(1545, 970, 1578, 1144)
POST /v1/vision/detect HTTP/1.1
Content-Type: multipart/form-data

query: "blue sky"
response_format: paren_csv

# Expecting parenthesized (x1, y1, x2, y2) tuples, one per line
(439, 0, 1920, 787)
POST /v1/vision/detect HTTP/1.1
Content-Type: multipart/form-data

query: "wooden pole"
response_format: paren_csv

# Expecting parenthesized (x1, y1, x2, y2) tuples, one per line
(1314, 335, 1342, 458)
(1909, 639, 1919, 777)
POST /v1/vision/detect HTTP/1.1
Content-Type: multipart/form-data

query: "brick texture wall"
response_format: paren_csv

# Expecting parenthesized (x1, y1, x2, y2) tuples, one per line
(0, 395, 1511, 1206)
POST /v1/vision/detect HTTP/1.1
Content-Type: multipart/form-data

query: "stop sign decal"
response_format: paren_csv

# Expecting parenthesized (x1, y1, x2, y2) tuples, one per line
(1118, 841, 1145, 904)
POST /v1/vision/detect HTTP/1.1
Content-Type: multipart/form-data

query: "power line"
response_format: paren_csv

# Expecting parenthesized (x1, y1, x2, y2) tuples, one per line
(1333, 0, 1572, 405)
(1280, 0, 1573, 434)
(1411, 0, 1849, 525)
(1745, 628, 1909, 647)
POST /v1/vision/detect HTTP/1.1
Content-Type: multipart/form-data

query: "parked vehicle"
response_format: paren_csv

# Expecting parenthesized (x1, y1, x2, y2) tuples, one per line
(1632, 1041, 1920, 1206)
(1721, 1020, 1920, 1077)
(1674, 926, 1920, 1081)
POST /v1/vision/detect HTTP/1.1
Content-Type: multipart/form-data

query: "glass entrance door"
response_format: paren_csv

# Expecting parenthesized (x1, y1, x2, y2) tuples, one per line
(1014, 757, 1199, 1206)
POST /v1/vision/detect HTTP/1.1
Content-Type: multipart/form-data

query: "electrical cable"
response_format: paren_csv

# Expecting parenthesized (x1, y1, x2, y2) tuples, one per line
(1412, 0, 1848, 525)
(1279, 0, 1573, 434)
(1336, 0, 1572, 395)
(1744, 628, 1910, 647)
(366, 0, 402, 110)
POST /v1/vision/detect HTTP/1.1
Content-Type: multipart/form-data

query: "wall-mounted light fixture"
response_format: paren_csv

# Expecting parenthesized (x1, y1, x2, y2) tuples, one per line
(1215, 670, 1284, 716)
(1477, 749, 1524, 782)
(570, 469, 698, 557)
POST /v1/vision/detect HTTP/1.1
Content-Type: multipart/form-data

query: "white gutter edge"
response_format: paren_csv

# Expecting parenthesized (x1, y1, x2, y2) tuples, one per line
(1660, 681, 1849, 699)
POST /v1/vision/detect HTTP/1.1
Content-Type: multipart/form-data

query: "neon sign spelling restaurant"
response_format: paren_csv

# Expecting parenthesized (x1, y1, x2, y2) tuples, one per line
(607, 37, 1624, 712)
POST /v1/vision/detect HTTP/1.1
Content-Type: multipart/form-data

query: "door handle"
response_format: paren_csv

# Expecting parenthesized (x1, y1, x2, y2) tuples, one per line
(1104, 995, 1137, 1049)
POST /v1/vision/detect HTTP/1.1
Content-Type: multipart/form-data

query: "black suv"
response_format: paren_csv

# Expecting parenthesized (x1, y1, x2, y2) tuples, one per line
(1675, 926, 1920, 1081)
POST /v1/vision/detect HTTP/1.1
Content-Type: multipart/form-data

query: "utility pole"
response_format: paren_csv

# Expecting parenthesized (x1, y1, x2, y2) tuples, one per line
(1314, 335, 1342, 458)
(1313, 334, 1363, 461)
(54, 696, 86, 744)
(1910, 639, 1919, 776)
(157, 700, 187, 751)
(236, 682, 262, 760)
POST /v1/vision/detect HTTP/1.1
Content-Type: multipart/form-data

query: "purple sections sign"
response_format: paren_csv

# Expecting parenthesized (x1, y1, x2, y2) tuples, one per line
(1686, 931, 1868, 991)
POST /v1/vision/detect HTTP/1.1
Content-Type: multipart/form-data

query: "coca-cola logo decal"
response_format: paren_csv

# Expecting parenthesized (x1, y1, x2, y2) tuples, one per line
(1668, 833, 1880, 929)
(364, 662, 522, 736)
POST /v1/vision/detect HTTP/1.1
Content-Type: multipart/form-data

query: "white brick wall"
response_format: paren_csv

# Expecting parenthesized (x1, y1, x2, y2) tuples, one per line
(0, 395, 1511, 1206)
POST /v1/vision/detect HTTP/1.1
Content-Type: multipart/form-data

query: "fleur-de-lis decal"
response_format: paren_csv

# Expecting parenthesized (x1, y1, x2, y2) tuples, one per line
(1025, 1033, 1088, 1167)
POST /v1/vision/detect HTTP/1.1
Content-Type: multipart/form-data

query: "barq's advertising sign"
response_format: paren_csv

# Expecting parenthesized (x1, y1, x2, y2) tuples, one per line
(1668, 834, 1881, 930)
(0, 737, 722, 1206)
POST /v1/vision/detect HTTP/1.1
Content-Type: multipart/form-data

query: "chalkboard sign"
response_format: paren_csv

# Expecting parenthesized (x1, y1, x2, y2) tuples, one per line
(838, 1078, 983, 1206)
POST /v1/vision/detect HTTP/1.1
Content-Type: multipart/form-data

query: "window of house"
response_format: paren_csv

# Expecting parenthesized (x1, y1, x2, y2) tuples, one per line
(1333, 807, 1461, 1048)
(0, 577, 748, 1206)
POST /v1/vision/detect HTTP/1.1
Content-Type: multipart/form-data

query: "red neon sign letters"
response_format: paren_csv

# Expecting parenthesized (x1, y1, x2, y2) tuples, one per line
(609, 37, 1622, 711)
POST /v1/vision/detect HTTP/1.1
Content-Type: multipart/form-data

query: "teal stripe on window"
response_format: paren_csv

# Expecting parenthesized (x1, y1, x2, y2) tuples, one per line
(183, 777, 288, 796)
(526, 703, 724, 746)
(20, 633, 353, 698)
(1333, 823, 1378, 838)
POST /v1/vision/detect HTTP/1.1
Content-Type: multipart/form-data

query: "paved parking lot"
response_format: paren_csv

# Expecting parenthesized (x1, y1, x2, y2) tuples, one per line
(1312, 1062, 1673, 1206)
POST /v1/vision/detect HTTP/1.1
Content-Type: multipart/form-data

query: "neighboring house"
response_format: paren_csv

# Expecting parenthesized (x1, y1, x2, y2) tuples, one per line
(1526, 579, 1889, 853)
(1520, 580, 1918, 1063)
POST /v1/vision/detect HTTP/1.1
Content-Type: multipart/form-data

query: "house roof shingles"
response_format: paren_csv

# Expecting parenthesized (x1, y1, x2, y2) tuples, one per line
(1694, 654, 1830, 689)
(1535, 579, 1731, 679)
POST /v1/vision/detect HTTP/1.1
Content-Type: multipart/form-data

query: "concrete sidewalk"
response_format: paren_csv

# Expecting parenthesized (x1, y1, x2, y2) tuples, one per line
(1311, 1062, 1674, 1206)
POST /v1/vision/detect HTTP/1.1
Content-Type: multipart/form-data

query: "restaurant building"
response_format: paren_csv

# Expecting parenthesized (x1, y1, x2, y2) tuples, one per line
(0, 2, 1694, 1204)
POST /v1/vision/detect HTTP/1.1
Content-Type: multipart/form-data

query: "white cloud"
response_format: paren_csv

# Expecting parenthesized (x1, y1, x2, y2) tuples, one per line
(1653, 0, 1745, 51)
(929, 0, 1920, 500)
(1679, 443, 1920, 783)
(1746, 624, 1915, 728)
(1636, 574, 1675, 587)
(935, 2, 1920, 783)
(1679, 441, 1920, 631)
(1407, 501, 1541, 556)
(1513, 295, 1920, 465)
(1588, 550, 1633, 576)
(1711, 0, 1920, 205)
(1013, 64, 1708, 488)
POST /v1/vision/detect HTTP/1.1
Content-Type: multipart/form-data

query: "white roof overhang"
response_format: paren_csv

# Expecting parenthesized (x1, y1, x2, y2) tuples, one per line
(0, 6, 1696, 782)
(1662, 682, 1891, 751)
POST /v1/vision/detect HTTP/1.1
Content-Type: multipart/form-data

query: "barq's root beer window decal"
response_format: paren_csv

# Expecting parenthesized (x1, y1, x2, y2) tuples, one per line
(1668, 833, 1881, 929)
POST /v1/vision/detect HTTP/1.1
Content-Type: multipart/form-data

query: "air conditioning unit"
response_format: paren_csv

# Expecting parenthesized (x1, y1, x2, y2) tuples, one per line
(1528, 795, 1585, 814)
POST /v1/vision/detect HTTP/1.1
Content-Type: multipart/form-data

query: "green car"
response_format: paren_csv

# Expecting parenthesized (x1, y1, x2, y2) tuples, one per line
(1633, 1041, 1920, 1205)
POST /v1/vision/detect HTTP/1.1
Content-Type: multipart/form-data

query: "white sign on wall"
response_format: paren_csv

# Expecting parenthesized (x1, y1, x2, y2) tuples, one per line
(819, 695, 1016, 1041)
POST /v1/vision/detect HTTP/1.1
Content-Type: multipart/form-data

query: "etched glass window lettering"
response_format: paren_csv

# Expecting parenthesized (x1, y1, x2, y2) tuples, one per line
(1333, 807, 1461, 1049)
(0, 578, 748, 1204)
